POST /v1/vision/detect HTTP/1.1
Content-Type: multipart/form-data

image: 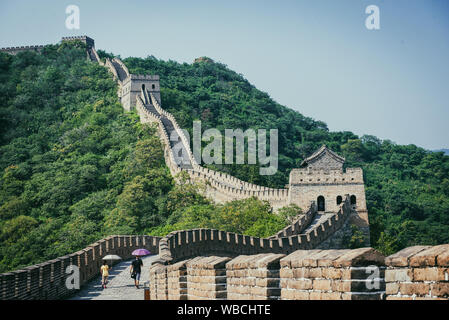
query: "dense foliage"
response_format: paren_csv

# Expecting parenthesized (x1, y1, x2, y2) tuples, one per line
(0, 44, 447, 273)
(0, 45, 294, 272)
(120, 55, 449, 255)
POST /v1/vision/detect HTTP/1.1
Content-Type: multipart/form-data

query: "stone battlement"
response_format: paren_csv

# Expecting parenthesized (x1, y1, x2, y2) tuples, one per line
(0, 235, 160, 300)
(61, 36, 95, 48)
(150, 244, 449, 300)
(289, 167, 364, 185)
(0, 45, 45, 55)
(128, 74, 160, 81)
(156, 196, 353, 264)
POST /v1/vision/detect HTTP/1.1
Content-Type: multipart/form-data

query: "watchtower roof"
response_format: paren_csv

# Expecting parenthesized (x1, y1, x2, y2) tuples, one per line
(300, 145, 345, 168)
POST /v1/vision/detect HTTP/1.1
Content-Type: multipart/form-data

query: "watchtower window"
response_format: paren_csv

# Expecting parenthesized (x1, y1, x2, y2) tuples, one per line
(152, 84, 155, 89)
(142, 84, 146, 91)
(336, 196, 342, 205)
(317, 196, 325, 212)
(350, 195, 357, 205)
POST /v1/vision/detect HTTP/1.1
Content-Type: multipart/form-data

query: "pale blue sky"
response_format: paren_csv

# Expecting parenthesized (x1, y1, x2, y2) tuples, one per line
(1, 0, 448, 150)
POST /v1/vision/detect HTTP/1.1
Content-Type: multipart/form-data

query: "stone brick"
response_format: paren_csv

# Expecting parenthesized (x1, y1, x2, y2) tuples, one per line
(289, 279, 313, 290)
(386, 283, 399, 295)
(292, 267, 306, 279)
(301, 250, 324, 267)
(309, 292, 322, 300)
(313, 279, 332, 291)
(331, 280, 351, 292)
(280, 268, 293, 278)
(399, 283, 430, 296)
(333, 248, 385, 268)
(321, 267, 342, 280)
(341, 293, 352, 300)
(430, 283, 449, 298)
(255, 278, 280, 287)
(281, 250, 321, 268)
(413, 268, 448, 282)
(307, 267, 323, 279)
(280, 278, 289, 289)
(281, 289, 295, 300)
(385, 268, 413, 282)
(341, 269, 352, 280)
(436, 250, 449, 267)
(320, 292, 342, 300)
(316, 250, 351, 267)
(294, 291, 310, 300)
(385, 246, 430, 267)
(409, 245, 449, 267)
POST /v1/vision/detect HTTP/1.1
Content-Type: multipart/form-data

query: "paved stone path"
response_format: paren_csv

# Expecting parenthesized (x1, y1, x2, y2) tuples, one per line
(70, 255, 159, 300)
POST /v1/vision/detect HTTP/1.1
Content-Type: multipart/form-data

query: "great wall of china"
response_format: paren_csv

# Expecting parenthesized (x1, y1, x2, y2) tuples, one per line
(0, 36, 447, 300)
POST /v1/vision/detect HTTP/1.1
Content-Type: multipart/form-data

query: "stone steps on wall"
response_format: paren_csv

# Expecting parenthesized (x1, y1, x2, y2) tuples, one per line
(111, 60, 128, 82)
(304, 213, 336, 233)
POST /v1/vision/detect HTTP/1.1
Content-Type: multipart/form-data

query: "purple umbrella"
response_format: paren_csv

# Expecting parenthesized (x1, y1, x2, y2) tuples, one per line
(132, 248, 151, 256)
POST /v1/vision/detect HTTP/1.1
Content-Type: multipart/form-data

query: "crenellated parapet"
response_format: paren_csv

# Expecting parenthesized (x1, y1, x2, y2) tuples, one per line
(156, 196, 354, 265)
(0, 45, 45, 55)
(289, 167, 364, 186)
(150, 243, 449, 300)
(61, 36, 95, 48)
(0, 235, 160, 300)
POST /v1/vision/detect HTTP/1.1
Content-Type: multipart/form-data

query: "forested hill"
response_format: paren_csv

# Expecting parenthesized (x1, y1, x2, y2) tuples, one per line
(0, 43, 295, 272)
(116, 53, 449, 254)
(0, 43, 447, 273)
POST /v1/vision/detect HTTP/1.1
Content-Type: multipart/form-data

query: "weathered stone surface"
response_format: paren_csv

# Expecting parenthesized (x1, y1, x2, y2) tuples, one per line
(386, 283, 399, 295)
(331, 280, 351, 292)
(332, 248, 385, 267)
(399, 283, 430, 296)
(409, 245, 449, 267)
(430, 283, 449, 298)
(413, 268, 448, 282)
(385, 246, 430, 267)
(316, 250, 351, 267)
(385, 268, 413, 282)
(313, 279, 332, 291)
(436, 250, 449, 267)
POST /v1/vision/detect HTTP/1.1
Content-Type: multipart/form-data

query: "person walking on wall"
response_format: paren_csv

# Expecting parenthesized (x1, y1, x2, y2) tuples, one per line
(130, 255, 143, 289)
(100, 261, 110, 289)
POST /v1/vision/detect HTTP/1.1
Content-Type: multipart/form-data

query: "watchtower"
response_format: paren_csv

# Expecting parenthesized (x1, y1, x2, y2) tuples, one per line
(61, 36, 95, 49)
(120, 74, 161, 111)
(288, 145, 369, 222)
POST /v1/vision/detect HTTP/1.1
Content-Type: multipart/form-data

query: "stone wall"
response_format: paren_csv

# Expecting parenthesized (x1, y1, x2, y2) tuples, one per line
(0, 45, 45, 55)
(167, 260, 188, 300)
(227, 253, 284, 300)
(385, 244, 449, 300)
(186, 256, 230, 300)
(156, 197, 353, 265)
(145, 244, 449, 300)
(149, 262, 168, 300)
(280, 248, 385, 300)
(0, 235, 160, 300)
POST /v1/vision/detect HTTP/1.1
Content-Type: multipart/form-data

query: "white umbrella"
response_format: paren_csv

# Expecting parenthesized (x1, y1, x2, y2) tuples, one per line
(102, 254, 122, 267)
